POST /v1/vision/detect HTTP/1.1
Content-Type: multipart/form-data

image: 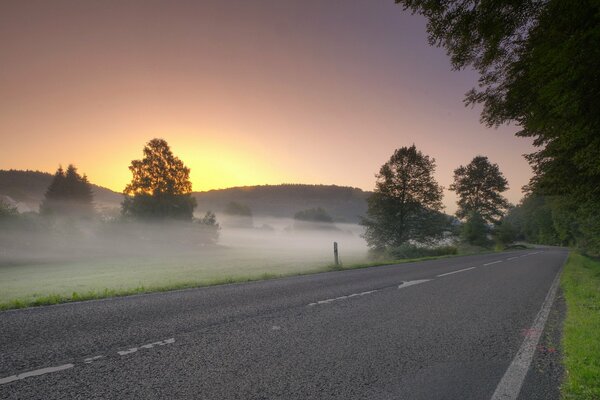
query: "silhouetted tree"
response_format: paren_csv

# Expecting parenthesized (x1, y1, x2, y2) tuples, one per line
(361, 145, 446, 250)
(122, 138, 196, 220)
(40, 165, 94, 217)
(450, 156, 509, 224)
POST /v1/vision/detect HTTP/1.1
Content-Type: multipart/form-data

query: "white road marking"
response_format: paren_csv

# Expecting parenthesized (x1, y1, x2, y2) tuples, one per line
(83, 355, 104, 364)
(506, 257, 519, 261)
(490, 262, 564, 400)
(437, 267, 476, 277)
(483, 260, 502, 266)
(118, 338, 175, 356)
(0, 364, 74, 385)
(398, 279, 431, 289)
(308, 290, 378, 306)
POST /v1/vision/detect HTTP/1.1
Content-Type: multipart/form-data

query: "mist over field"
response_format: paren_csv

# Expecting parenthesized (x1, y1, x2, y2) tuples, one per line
(0, 213, 368, 307)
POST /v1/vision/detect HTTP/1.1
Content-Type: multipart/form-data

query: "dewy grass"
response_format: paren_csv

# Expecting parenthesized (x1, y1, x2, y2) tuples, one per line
(561, 252, 600, 399)
(0, 252, 471, 311)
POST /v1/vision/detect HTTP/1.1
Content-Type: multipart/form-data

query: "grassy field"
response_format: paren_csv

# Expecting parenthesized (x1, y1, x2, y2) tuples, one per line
(561, 252, 600, 399)
(0, 245, 471, 311)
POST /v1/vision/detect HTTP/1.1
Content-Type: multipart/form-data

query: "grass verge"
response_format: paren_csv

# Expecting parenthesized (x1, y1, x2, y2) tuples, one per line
(561, 252, 600, 399)
(0, 252, 476, 311)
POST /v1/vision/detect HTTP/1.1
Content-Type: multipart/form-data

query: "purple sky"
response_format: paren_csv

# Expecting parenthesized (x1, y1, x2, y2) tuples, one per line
(0, 0, 534, 212)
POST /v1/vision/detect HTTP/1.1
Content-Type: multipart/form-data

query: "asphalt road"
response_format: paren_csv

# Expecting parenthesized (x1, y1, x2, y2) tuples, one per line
(0, 248, 568, 399)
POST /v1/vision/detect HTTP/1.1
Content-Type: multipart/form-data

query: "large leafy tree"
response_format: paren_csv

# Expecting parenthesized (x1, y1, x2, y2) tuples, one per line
(450, 156, 509, 224)
(395, 0, 600, 254)
(40, 165, 94, 217)
(122, 138, 196, 220)
(361, 145, 446, 250)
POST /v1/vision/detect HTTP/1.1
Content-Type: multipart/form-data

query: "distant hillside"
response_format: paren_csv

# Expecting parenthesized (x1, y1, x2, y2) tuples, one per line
(194, 184, 369, 223)
(0, 171, 370, 221)
(0, 170, 122, 212)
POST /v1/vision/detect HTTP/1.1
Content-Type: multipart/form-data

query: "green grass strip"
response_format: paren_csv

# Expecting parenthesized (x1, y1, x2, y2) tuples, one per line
(561, 252, 600, 399)
(0, 252, 478, 311)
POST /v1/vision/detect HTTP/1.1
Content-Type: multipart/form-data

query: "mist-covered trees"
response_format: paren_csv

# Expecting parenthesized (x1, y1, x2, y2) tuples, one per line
(395, 0, 600, 254)
(122, 139, 196, 220)
(294, 207, 334, 223)
(362, 145, 446, 250)
(40, 165, 95, 217)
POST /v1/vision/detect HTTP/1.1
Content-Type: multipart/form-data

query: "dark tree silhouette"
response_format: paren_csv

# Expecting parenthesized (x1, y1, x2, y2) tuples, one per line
(40, 165, 94, 217)
(361, 145, 446, 250)
(395, 0, 600, 254)
(122, 138, 196, 220)
(450, 156, 509, 224)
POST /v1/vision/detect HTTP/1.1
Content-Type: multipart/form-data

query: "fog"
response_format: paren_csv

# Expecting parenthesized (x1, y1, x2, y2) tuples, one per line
(0, 214, 368, 303)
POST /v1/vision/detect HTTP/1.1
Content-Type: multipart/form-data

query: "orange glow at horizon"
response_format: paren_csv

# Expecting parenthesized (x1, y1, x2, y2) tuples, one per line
(0, 1, 536, 213)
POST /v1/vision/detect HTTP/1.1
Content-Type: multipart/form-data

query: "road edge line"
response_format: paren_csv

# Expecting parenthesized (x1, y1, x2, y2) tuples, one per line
(490, 253, 567, 400)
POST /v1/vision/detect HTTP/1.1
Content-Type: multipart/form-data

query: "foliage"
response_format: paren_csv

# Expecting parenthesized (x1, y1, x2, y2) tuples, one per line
(0, 197, 19, 219)
(361, 145, 447, 249)
(223, 201, 252, 217)
(294, 207, 334, 223)
(380, 244, 458, 260)
(450, 156, 509, 224)
(494, 218, 517, 247)
(195, 184, 368, 223)
(561, 253, 600, 399)
(460, 211, 491, 248)
(395, 0, 600, 254)
(122, 138, 196, 220)
(40, 165, 95, 218)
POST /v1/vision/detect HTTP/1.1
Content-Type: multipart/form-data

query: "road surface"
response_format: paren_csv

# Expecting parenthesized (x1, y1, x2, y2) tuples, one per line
(0, 248, 568, 399)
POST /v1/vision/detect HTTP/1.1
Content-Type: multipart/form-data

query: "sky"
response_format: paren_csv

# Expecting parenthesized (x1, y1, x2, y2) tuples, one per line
(0, 0, 535, 213)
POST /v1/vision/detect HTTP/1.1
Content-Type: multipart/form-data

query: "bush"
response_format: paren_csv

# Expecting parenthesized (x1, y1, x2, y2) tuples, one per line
(373, 244, 458, 260)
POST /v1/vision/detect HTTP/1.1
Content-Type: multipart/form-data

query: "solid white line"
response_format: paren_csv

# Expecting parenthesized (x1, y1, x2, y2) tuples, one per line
(0, 364, 74, 385)
(484, 260, 503, 266)
(490, 264, 563, 400)
(437, 267, 476, 277)
(398, 279, 431, 289)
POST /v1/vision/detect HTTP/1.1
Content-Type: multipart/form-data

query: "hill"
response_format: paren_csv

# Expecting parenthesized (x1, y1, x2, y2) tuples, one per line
(0, 171, 370, 221)
(0, 170, 122, 212)
(194, 184, 369, 223)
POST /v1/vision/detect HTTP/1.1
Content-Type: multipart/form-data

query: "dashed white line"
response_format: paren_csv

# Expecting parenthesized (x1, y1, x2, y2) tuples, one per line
(398, 279, 431, 289)
(490, 260, 563, 400)
(118, 338, 175, 356)
(83, 355, 104, 364)
(1, 337, 176, 385)
(506, 256, 519, 261)
(308, 290, 378, 306)
(483, 260, 503, 266)
(437, 267, 476, 277)
(0, 364, 74, 385)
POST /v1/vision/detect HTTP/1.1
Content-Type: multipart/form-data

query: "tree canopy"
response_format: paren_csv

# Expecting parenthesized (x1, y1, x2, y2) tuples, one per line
(450, 156, 509, 224)
(395, 0, 600, 254)
(40, 165, 94, 217)
(361, 145, 446, 250)
(122, 138, 196, 220)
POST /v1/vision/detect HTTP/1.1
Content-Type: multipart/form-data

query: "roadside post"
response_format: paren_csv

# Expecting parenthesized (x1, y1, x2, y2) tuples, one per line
(333, 242, 339, 267)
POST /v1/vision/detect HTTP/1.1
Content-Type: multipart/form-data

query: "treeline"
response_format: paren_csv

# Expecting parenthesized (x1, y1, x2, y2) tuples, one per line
(195, 184, 368, 223)
(394, 0, 600, 256)
(0, 139, 221, 254)
(362, 145, 511, 258)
